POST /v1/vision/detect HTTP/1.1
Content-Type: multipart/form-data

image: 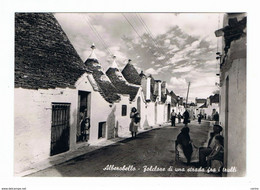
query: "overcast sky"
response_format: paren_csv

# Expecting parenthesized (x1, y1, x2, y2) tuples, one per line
(54, 13, 224, 102)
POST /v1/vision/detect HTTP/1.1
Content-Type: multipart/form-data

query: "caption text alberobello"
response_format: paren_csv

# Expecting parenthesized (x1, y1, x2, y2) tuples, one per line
(103, 165, 237, 173)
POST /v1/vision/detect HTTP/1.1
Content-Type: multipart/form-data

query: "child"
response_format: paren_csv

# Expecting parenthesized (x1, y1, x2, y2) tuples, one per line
(206, 135, 224, 169)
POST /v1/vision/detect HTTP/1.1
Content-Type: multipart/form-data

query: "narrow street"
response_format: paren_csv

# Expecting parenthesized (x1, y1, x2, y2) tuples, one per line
(28, 121, 211, 177)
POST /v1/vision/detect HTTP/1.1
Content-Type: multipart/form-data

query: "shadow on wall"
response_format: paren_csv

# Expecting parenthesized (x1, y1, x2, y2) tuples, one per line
(107, 106, 116, 140)
(143, 115, 150, 129)
(115, 121, 119, 137)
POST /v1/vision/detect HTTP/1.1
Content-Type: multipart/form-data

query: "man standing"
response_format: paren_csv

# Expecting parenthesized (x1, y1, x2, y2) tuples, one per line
(198, 112, 202, 124)
(171, 109, 176, 126)
(213, 111, 219, 125)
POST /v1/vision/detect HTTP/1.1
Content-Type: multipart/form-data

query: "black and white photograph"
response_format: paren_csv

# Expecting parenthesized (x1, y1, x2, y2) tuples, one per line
(13, 12, 246, 177)
(0, 0, 259, 189)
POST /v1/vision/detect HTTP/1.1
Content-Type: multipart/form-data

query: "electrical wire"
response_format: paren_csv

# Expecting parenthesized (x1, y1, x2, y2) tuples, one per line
(82, 14, 112, 56)
(122, 13, 166, 67)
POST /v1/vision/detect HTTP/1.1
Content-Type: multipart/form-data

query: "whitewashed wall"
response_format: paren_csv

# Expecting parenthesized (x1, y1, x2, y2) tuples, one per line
(114, 95, 131, 137)
(146, 102, 155, 126)
(156, 103, 165, 124)
(14, 87, 78, 175)
(204, 103, 219, 119)
(220, 58, 246, 176)
(76, 74, 115, 143)
(14, 73, 115, 175)
(219, 13, 246, 177)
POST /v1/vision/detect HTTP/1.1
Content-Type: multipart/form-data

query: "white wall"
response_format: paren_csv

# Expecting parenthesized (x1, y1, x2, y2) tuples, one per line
(204, 103, 219, 119)
(75, 73, 114, 143)
(14, 73, 115, 175)
(114, 95, 131, 137)
(14, 87, 78, 174)
(219, 13, 246, 177)
(220, 58, 246, 176)
(156, 103, 165, 124)
(146, 102, 155, 126)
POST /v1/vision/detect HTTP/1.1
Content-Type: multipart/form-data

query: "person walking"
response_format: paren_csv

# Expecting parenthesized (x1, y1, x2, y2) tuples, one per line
(198, 112, 202, 124)
(129, 107, 140, 138)
(177, 112, 182, 124)
(213, 111, 219, 125)
(183, 109, 190, 126)
(171, 109, 177, 126)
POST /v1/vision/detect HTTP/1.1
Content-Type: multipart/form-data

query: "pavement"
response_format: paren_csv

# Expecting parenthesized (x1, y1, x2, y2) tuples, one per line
(24, 119, 220, 177)
(18, 122, 169, 177)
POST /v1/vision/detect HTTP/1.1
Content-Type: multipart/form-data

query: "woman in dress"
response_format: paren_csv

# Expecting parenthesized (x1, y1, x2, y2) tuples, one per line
(183, 110, 190, 126)
(176, 127, 199, 164)
(129, 107, 140, 138)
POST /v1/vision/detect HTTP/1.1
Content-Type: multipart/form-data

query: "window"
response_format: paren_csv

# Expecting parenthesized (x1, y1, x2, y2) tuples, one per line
(122, 105, 127, 116)
(98, 122, 106, 139)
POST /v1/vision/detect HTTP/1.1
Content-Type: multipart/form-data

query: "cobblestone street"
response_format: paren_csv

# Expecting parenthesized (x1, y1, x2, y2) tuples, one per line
(28, 120, 213, 177)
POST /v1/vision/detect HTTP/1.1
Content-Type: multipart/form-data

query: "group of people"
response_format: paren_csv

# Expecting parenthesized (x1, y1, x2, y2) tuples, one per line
(171, 109, 219, 126)
(176, 123, 224, 172)
(129, 107, 224, 172)
(171, 109, 190, 127)
(79, 108, 90, 142)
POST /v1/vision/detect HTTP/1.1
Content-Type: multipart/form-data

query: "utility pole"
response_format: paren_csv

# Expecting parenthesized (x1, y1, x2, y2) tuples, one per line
(185, 82, 191, 108)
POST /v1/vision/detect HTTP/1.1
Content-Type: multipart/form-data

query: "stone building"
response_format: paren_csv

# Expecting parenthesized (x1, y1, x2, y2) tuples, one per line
(105, 56, 142, 136)
(14, 13, 99, 175)
(14, 12, 185, 176)
(215, 13, 246, 176)
(14, 13, 122, 175)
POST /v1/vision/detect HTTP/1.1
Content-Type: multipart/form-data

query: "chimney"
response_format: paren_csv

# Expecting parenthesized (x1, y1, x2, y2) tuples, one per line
(158, 81, 161, 102)
(88, 43, 98, 61)
(146, 76, 151, 101)
(111, 55, 119, 70)
(161, 81, 167, 95)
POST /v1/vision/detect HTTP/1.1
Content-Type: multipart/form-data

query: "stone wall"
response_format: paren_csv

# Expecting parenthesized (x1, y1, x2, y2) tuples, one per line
(219, 13, 246, 177)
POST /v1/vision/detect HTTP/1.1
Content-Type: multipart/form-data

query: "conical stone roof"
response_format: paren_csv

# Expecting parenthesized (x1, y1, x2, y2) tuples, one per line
(15, 13, 89, 89)
(121, 59, 142, 85)
(84, 46, 120, 103)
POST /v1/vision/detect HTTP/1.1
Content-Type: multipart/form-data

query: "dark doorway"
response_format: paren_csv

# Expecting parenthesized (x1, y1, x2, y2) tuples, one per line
(77, 91, 91, 143)
(50, 103, 70, 156)
(224, 76, 229, 169)
(167, 104, 171, 121)
(155, 102, 157, 124)
(98, 122, 106, 139)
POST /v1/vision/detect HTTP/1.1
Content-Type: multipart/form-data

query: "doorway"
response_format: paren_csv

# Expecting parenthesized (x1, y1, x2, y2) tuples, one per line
(98, 122, 106, 139)
(77, 91, 91, 143)
(50, 103, 70, 156)
(167, 104, 171, 121)
(155, 102, 157, 124)
(224, 76, 229, 169)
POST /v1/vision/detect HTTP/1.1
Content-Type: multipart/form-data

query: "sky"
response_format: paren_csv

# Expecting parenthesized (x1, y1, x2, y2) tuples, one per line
(54, 13, 224, 102)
